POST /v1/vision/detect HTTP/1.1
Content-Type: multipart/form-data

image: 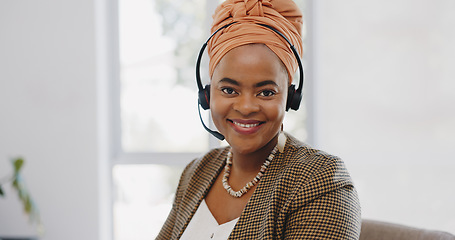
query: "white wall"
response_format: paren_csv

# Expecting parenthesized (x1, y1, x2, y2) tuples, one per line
(312, 0, 455, 234)
(0, 0, 110, 239)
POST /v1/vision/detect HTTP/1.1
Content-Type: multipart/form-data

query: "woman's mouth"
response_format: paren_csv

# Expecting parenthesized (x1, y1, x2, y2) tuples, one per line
(228, 119, 264, 134)
(233, 121, 260, 128)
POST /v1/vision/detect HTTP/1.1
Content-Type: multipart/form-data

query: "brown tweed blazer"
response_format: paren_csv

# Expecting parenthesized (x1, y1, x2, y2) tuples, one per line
(156, 134, 361, 239)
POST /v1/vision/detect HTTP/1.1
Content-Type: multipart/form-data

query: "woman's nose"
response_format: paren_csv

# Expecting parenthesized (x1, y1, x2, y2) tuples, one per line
(233, 94, 260, 115)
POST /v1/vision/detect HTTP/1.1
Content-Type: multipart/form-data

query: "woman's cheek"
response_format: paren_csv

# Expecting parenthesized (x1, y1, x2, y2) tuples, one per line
(210, 94, 229, 131)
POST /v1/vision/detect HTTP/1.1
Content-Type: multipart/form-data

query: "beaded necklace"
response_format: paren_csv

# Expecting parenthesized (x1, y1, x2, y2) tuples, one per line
(222, 146, 278, 198)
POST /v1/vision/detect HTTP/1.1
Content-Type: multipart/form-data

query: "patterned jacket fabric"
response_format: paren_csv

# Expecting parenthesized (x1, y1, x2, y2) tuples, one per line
(156, 134, 361, 239)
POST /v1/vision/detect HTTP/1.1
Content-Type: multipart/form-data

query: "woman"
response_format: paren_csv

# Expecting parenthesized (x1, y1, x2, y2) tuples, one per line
(157, 0, 361, 239)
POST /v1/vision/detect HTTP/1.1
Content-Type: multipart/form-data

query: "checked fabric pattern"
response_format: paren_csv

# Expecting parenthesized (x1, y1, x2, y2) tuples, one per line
(156, 134, 361, 239)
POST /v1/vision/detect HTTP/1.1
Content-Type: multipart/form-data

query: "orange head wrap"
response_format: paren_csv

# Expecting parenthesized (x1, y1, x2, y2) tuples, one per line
(208, 0, 303, 82)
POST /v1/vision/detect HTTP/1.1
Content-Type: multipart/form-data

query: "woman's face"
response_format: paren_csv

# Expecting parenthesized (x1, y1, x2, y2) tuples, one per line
(210, 44, 288, 155)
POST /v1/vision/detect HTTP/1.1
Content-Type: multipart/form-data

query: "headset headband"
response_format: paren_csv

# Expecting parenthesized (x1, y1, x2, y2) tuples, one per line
(196, 22, 305, 140)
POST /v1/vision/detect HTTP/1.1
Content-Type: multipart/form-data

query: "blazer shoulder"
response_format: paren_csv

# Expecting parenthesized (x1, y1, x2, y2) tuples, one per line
(280, 134, 354, 194)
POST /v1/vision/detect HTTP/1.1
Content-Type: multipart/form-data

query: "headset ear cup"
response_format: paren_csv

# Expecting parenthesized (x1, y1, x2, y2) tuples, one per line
(291, 89, 302, 110)
(286, 84, 303, 111)
(286, 84, 296, 111)
(198, 84, 211, 110)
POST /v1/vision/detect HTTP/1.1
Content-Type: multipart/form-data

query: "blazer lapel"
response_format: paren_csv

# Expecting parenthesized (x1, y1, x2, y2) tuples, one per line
(230, 136, 294, 239)
(229, 150, 285, 239)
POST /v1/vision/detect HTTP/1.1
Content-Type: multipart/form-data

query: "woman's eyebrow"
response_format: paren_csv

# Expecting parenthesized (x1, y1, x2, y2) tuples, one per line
(255, 80, 278, 88)
(219, 78, 240, 86)
(218, 78, 278, 88)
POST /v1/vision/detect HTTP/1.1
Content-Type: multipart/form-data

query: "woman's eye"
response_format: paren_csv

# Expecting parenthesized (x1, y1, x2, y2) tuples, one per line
(259, 90, 276, 97)
(221, 88, 236, 95)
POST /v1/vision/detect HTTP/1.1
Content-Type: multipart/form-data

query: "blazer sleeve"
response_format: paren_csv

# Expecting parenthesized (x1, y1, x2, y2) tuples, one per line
(283, 154, 361, 239)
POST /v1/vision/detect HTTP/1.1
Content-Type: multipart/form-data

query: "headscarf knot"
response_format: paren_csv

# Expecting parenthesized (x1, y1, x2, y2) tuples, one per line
(208, 0, 303, 82)
(244, 0, 272, 17)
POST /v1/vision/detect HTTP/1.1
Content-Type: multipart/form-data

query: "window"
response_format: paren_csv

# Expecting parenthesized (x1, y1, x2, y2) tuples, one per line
(112, 0, 308, 239)
(110, 0, 455, 238)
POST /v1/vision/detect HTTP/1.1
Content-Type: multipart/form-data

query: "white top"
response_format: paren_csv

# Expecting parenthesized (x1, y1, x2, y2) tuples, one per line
(180, 199, 239, 240)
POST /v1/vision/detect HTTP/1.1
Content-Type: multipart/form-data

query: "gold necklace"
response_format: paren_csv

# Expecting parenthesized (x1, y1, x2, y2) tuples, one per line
(222, 146, 278, 198)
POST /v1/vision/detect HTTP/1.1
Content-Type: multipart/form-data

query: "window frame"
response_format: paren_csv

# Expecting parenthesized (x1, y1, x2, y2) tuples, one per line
(108, 0, 314, 238)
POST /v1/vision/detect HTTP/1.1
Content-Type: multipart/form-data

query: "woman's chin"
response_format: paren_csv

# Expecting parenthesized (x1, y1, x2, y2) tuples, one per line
(225, 139, 256, 154)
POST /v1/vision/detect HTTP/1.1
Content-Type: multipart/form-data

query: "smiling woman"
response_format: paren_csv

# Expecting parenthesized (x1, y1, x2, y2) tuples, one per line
(115, 0, 309, 238)
(156, 0, 361, 239)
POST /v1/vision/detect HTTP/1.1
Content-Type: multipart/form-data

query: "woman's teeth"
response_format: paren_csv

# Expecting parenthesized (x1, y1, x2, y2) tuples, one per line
(233, 121, 260, 128)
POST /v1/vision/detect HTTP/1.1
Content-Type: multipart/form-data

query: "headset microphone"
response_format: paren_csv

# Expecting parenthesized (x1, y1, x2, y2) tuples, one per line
(196, 22, 304, 140)
(198, 102, 225, 141)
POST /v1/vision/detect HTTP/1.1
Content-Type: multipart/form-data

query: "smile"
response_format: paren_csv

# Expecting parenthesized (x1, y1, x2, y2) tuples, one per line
(228, 119, 264, 135)
(233, 121, 261, 128)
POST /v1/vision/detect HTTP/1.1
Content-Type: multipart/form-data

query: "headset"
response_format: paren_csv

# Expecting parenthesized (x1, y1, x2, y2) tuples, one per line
(196, 22, 305, 140)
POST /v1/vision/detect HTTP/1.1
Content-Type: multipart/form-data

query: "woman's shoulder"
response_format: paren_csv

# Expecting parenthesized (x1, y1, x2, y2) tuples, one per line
(268, 133, 357, 205)
(279, 133, 354, 187)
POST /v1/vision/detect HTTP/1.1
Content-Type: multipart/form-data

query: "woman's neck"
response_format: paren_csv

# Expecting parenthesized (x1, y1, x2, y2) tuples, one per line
(230, 135, 278, 174)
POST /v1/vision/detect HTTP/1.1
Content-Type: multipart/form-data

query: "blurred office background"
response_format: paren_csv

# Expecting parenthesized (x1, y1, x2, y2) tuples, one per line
(0, 0, 454, 239)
